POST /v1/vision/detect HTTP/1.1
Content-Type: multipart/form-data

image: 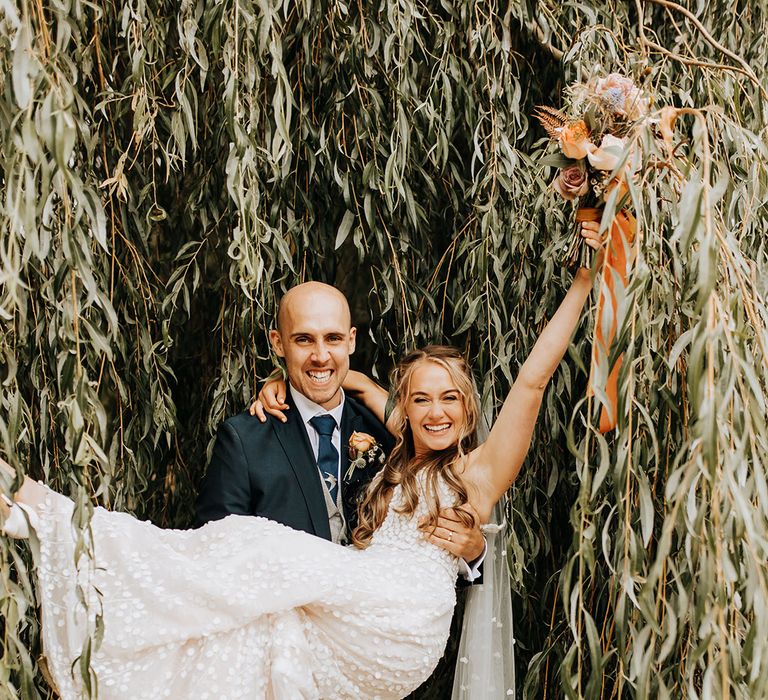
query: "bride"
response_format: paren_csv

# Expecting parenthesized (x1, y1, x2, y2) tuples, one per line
(0, 231, 601, 700)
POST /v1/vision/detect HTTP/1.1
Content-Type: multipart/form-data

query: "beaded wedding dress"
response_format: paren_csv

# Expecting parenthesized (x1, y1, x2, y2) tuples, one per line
(10, 478, 459, 700)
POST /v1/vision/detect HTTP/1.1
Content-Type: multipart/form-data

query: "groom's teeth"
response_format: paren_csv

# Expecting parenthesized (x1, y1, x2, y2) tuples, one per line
(308, 370, 332, 383)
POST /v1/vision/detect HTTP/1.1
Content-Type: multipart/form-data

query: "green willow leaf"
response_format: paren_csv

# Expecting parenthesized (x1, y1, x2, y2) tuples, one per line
(1, 1, 767, 699)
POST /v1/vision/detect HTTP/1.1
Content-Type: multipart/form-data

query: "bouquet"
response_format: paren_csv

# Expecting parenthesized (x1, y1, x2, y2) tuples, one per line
(536, 73, 654, 432)
(535, 73, 650, 266)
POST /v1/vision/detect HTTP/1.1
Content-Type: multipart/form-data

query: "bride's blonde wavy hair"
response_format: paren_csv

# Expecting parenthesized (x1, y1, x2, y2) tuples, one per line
(352, 345, 480, 549)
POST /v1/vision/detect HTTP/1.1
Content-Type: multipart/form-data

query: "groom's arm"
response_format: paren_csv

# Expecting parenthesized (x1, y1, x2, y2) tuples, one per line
(457, 543, 486, 584)
(195, 421, 253, 527)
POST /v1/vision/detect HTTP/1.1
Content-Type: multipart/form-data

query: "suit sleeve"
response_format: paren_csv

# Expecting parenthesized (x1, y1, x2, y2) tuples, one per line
(194, 422, 252, 527)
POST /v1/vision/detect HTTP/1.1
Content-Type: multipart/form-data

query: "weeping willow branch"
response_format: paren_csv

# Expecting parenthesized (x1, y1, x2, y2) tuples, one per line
(642, 0, 767, 98)
(1, 0, 768, 698)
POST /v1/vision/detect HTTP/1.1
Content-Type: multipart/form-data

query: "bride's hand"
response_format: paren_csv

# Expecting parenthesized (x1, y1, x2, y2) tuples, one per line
(580, 220, 606, 272)
(419, 503, 485, 561)
(249, 376, 289, 423)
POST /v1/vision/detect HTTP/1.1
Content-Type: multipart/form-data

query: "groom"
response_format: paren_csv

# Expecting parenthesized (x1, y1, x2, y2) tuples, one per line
(195, 282, 485, 570)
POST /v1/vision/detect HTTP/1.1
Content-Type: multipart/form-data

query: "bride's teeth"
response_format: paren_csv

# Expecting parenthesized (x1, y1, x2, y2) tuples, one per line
(425, 424, 450, 433)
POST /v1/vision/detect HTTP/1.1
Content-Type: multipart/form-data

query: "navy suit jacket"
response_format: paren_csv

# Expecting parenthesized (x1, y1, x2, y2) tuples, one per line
(195, 392, 394, 538)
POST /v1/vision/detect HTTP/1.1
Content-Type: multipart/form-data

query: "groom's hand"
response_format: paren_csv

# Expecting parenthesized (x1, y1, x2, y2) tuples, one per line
(419, 503, 485, 561)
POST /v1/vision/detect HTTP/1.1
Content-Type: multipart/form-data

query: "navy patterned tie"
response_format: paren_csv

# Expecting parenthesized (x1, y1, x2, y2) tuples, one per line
(309, 415, 339, 502)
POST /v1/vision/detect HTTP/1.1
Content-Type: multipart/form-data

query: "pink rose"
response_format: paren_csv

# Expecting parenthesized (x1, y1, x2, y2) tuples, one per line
(553, 165, 589, 201)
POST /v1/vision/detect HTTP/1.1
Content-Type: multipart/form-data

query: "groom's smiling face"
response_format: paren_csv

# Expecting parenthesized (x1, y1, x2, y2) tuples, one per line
(269, 283, 356, 410)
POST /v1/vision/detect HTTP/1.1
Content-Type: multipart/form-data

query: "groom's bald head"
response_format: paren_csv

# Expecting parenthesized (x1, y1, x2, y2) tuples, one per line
(276, 282, 351, 333)
(270, 282, 356, 409)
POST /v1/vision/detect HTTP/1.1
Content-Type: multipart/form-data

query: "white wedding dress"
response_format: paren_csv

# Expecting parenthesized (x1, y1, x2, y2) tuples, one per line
(12, 479, 459, 700)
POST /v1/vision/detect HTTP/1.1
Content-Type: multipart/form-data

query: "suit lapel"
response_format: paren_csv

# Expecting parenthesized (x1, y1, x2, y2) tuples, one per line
(340, 405, 362, 485)
(341, 405, 370, 525)
(272, 396, 331, 540)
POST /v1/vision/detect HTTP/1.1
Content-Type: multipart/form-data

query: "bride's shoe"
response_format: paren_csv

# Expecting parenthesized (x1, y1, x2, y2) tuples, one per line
(0, 494, 30, 539)
(1, 457, 48, 538)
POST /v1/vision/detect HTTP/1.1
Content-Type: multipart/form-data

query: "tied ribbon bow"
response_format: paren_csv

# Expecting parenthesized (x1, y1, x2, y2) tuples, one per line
(583, 208, 637, 433)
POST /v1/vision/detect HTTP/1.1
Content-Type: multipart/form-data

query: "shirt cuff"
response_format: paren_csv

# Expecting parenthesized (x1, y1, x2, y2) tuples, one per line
(457, 537, 487, 582)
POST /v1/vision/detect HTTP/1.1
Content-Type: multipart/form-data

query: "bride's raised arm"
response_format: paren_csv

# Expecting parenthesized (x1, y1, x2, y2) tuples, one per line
(466, 264, 595, 515)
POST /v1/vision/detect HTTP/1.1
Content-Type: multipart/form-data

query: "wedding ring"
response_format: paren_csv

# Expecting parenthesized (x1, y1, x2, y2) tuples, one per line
(448, 531, 453, 542)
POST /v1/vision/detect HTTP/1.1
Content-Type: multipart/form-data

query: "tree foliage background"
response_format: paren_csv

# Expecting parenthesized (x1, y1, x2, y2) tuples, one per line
(1, 0, 767, 697)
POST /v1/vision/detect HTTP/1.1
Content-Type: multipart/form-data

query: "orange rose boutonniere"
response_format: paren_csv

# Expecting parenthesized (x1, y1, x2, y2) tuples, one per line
(345, 432, 386, 480)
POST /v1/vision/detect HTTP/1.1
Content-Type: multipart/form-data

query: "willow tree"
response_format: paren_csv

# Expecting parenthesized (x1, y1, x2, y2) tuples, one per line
(1, 0, 767, 697)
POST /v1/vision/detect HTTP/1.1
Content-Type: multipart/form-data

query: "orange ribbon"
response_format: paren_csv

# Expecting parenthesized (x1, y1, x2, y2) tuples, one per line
(588, 210, 636, 433)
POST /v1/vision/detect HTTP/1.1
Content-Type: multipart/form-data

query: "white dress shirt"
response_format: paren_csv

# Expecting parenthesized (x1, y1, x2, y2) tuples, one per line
(289, 385, 345, 487)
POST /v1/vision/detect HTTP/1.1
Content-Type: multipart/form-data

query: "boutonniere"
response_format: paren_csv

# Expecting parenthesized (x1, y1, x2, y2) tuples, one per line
(345, 431, 386, 480)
